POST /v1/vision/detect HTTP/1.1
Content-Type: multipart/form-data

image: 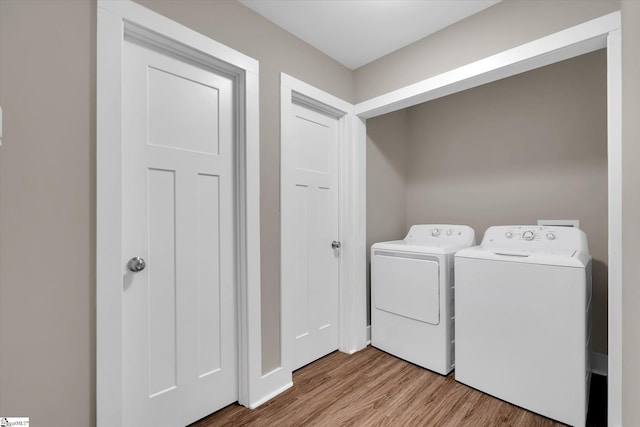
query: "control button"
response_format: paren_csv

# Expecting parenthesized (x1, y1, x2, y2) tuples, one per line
(505, 232, 513, 239)
(432, 228, 440, 237)
(546, 232, 556, 240)
(522, 230, 535, 241)
(446, 229, 453, 236)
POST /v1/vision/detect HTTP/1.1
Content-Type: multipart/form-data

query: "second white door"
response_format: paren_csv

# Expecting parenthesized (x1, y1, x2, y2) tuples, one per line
(284, 102, 341, 371)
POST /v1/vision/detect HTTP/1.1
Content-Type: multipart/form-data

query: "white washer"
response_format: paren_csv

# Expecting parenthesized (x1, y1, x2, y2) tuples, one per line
(371, 224, 475, 375)
(455, 225, 592, 427)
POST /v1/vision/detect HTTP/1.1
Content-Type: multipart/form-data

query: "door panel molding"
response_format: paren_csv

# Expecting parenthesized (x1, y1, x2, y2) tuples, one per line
(97, 1, 262, 424)
(280, 73, 368, 382)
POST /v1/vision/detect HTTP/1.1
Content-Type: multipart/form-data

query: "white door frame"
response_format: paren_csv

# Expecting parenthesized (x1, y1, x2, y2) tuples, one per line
(354, 11, 622, 426)
(97, 1, 263, 424)
(280, 73, 368, 382)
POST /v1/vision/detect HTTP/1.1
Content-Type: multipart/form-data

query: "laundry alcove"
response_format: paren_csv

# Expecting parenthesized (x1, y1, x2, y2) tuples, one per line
(366, 49, 608, 357)
(355, 11, 621, 424)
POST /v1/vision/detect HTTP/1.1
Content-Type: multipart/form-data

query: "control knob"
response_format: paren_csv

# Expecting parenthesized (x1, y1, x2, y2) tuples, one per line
(546, 232, 556, 240)
(432, 228, 440, 237)
(505, 232, 513, 239)
(522, 230, 535, 241)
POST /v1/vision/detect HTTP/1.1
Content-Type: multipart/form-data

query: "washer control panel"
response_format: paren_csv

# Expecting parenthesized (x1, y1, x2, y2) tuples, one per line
(500, 228, 559, 242)
(484, 225, 588, 253)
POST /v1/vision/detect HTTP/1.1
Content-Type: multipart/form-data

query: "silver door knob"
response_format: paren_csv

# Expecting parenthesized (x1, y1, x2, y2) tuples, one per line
(127, 257, 146, 272)
(332, 241, 341, 249)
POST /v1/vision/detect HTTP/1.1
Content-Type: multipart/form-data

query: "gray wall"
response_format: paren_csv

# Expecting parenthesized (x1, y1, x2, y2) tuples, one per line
(0, 1, 96, 425)
(621, 1, 640, 425)
(401, 50, 607, 353)
(366, 109, 410, 323)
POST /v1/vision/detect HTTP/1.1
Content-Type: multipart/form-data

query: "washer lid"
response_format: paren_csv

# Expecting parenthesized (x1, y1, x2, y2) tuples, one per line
(455, 246, 590, 268)
(491, 248, 576, 258)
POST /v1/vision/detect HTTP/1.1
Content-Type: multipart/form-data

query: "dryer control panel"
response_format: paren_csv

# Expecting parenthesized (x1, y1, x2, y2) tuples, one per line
(482, 225, 589, 254)
(405, 224, 476, 247)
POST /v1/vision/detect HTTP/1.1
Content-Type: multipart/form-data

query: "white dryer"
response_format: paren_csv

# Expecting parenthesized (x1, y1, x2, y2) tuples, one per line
(455, 225, 592, 427)
(371, 224, 475, 375)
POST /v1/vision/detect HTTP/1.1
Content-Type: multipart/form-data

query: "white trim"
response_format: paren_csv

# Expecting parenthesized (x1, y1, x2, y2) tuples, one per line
(278, 80, 296, 391)
(343, 114, 368, 353)
(356, 12, 619, 119)
(282, 74, 353, 115)
(354, 11, 621, 426)
(606, 27, 622, 427)
(248, 376, 293, 409)
(96, 8, 124, 425)
(97, 1, 262, 424)
(280, 73, 367, 384)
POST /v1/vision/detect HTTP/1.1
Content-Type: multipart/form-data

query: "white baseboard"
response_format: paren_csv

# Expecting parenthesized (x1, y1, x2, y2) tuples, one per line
(591, 351, 608, 376)
(249, 380, 293, 409)
(366, 325, 371, 345)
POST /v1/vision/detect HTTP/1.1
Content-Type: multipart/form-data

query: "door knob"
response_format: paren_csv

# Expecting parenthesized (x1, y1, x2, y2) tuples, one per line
(332, 241, 341, 249)
(127, 256, 146, 272)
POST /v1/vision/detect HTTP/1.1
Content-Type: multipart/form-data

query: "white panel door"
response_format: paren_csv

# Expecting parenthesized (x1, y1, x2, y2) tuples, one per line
(122, 39, 236, 427)
(285, 102, 340, 371)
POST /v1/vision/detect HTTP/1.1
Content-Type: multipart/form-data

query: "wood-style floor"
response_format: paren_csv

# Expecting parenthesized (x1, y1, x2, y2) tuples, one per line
(190, 346, 607, 427)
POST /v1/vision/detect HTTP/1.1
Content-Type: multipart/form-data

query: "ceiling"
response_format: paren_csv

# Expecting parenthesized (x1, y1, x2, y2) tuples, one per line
(239, 0, 501, 70)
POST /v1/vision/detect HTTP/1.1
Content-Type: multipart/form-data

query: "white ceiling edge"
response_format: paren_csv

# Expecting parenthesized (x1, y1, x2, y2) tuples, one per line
(239, 0, 501, 70)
